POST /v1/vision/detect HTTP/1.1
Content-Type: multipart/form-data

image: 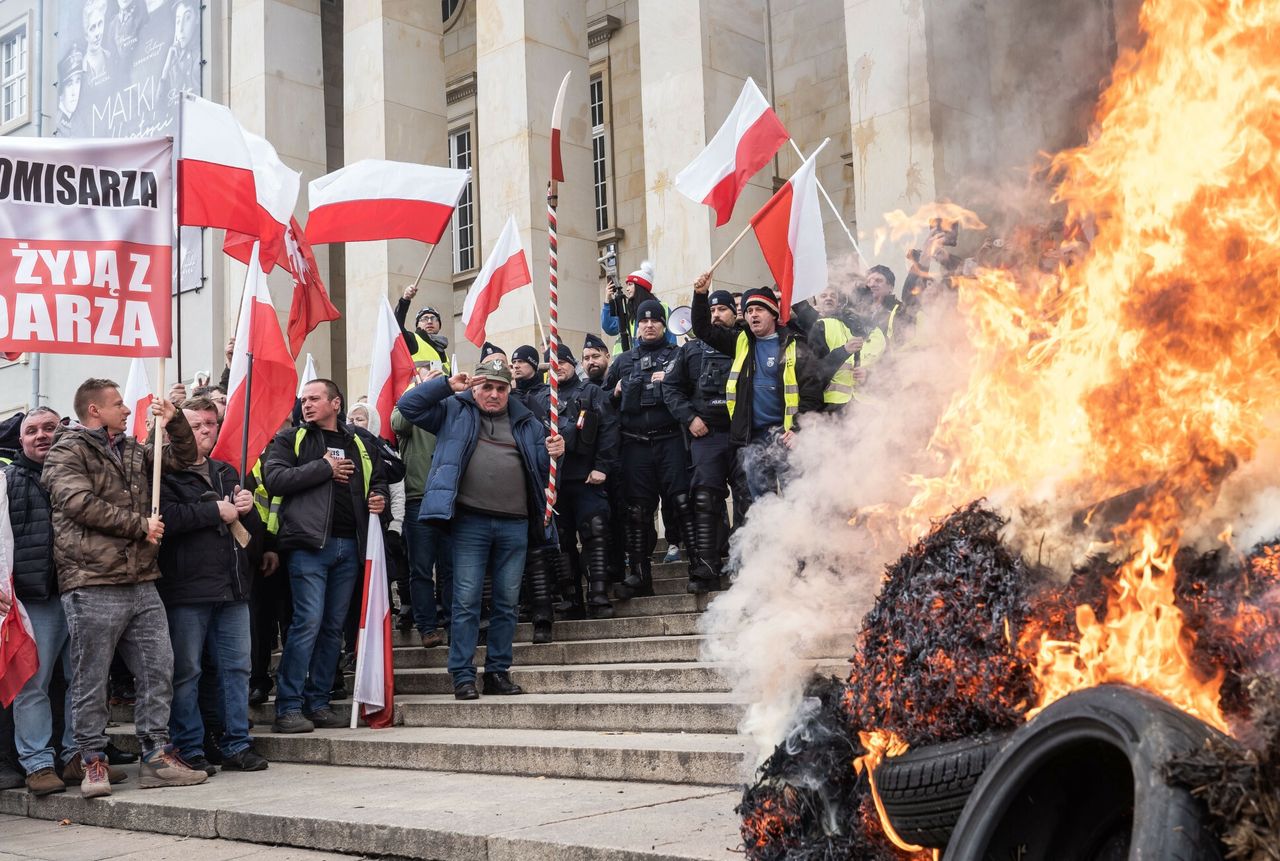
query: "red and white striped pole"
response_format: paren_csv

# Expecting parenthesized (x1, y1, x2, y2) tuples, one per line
(544, 71, 571, 526)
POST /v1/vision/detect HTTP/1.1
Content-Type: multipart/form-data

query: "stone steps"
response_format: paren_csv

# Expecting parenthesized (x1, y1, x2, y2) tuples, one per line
(0, 763, 741, 860)
(386, 661, 739, 695)
(393, 610, 706, 646)
(108, 724, 751, 786)
(392, 633, 709, 668)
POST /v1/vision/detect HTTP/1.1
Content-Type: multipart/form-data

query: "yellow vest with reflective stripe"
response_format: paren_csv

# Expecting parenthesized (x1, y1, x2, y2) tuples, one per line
(821, 318, 886, 405)
(254, 428, 374, 533)
(725, 333, 799, 431)
(410, 334, 450, 371)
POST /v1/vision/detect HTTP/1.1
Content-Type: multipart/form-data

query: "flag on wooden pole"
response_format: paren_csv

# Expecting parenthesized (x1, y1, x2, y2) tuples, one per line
(352, 513, 394, 729)
(749, 141, 829, 323)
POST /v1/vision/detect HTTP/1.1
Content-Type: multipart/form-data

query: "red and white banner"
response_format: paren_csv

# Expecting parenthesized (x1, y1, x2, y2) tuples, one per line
(306, 159, 469, 246)
(675, 77, 789, 227)
(122, 357, 154, 442)
(461, 215, 532, 347)
(353, 513, 394, 729)
(0, 137, 173, 358)
(750, 146, 827, 323)
(0, 474, 39, 707)
(369, 299, 415, 445)
(212, 243, 299, 475)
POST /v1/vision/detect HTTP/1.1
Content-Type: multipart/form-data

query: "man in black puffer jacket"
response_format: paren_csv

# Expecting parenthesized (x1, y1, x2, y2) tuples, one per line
(157, 398, 267, 775)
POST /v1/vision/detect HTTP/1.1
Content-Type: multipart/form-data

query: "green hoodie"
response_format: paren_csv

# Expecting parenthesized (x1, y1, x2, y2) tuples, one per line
(391, 404, 437, 500)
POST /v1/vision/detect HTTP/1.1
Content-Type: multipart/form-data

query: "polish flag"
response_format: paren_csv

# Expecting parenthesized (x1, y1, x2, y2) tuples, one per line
(241, 130, 301, 273)
(675, 78, 789, 227)
(0, 477, 39, 707)
(353, 513, 394, 729)
(122, 358, 154, 442)
(297, 353, 318, 396)
(178, 95, 260, 236)
(369, 299, 415, 445)
(749, 143, 828, 323)
(461, 215, 532, 347)
(306, 160, 470, 246)
(212, 243, 300, 475)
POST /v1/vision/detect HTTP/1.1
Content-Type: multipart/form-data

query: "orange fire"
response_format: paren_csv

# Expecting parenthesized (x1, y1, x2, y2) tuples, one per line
(873, 0, 1280, 728)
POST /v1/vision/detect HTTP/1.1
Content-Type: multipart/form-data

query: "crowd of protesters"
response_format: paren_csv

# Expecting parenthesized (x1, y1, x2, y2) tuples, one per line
(0, 225, 971, 798)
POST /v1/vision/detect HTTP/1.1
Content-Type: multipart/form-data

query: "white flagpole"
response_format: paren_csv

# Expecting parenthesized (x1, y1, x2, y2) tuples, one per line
(787, 138, 868, 272)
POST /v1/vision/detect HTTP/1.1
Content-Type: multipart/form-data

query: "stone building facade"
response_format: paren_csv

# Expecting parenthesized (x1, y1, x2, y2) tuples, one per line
(0, 0, 1135, 411)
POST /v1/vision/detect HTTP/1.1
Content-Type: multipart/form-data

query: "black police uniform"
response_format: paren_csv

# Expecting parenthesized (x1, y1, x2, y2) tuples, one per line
(605, 330, 691, 598)
(550, 371, 619, 618)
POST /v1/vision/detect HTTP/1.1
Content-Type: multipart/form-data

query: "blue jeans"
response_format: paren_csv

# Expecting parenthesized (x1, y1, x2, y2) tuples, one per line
(165, 602, 251, 758)
(276, 538, 360, 716)
(448, 513, 528, 685)
(12, 597, 73, 774)
(405, 498, 453, 634)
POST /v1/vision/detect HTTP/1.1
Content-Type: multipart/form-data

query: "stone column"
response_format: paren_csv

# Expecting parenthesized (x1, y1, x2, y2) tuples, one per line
(342, 1, 450, 397)
(227, 0, 331, 376)
(473, 0, 593, 363)
(636, 0, 772, 308)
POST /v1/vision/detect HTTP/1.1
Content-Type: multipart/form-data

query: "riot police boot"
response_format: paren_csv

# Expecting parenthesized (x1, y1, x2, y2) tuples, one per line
(673, 492, 704, 591)
(559, 551, 587, 619)
(582, 515, 616, 619)
(615, 504, 655, 600)
(688, 488, 724, 594)
(526, 547, 556, 645)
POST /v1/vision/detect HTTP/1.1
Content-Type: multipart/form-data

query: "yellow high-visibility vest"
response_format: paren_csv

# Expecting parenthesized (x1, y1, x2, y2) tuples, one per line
(255, 428, 374, 534)
(410, 334, 450, 372)
(820, 318, 885, 405)
(725, 333, 799, 431)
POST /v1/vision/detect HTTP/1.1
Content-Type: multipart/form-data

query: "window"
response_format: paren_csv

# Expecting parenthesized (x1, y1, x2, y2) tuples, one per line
(450, 127, 475, 273)
(590, 75, 609, 233)
(1, 21, 27, 128)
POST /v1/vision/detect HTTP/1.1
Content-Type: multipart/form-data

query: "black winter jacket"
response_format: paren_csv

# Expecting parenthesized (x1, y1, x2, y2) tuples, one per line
(604, 338, 682, 437)
(662, 337, 733, 430)
(552, 375, 619, 482)
(5, 454, 55, 602)
(157, 458, 261, 605)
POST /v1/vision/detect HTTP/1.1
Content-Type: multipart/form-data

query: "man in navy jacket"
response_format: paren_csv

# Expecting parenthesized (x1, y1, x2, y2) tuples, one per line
(397, 359, 564, 700)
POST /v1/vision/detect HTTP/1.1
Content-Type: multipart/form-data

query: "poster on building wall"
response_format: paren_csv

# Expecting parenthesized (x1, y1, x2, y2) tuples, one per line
(55, 0, 201, 296)
(0, 137, 173, 358)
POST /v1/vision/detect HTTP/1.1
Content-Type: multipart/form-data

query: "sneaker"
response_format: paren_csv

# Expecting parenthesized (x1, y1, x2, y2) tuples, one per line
(663, 545, 681, 563)
(222, 746, 269, 772)
(25, 767, 65, 797)
(139, 745, 208, 789)
(80, 753, 112, 799)
(62, 753, 128, 786)
(181, 754, 218, 777)
(304, 707, 346, 729)
(272, 712, 314, 734)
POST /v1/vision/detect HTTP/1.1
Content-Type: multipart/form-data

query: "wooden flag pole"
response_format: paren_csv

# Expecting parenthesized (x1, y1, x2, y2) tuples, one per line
(150, 358, 166, 517)
(706, 220, 754, 277)
(407, 243, 439, 295)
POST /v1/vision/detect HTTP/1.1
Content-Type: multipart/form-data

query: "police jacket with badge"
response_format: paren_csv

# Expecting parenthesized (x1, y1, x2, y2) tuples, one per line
(662, 335, 734, 431)
(5, 453, 56, 602)
(553, 373, 619, 482)
(157, 457, 263, 605)
(605, 337, 682, 438)
(262, 421, 392, 554)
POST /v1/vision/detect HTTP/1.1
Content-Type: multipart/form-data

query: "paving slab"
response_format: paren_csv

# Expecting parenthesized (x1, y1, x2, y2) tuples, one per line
(2, 763, 741, 861)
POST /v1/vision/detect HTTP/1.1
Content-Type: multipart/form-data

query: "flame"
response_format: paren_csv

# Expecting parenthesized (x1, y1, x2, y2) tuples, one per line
(854, 730, 932, 856)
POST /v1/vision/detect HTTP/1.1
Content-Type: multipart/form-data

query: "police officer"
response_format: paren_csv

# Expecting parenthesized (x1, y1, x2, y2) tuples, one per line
(582, 333, 627, 585)
(395, 285, 450, 372)
(605, 301, 692, 599)
(581, 334, 611, 385)
(546, 344, 619, 621)
(510, 345, 549, 418)
(663, 289, 740, 593)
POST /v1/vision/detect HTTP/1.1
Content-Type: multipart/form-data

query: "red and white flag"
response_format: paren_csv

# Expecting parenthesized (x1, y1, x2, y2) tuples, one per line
(749, 144, 828, 323)
(353, 513, 394, 729)
(675, 77, 789, 227)
(369, 299, 415, 445)
(306, 160, 469, 246)
(0, 475, 39, 707)
(122, 358, 154, 442)
(297, 353, 318, 396)
(178, 95, 259, 236)
(241, 130, 301, 273)
(461, 215, 533, 347)
(212, 243, 300, 475)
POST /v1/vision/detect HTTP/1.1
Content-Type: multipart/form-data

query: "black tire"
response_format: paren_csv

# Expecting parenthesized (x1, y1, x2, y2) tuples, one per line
(876, 731, 1013, 849)
(944, 684, 1225, 861)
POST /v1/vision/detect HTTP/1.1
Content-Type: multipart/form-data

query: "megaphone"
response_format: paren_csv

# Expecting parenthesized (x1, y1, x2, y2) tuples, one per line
(668, 305, 693, 336)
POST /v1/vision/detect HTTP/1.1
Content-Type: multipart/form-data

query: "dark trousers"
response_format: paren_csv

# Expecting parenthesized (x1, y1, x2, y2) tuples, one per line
(250, 559, 292, 691)
(620, 434, 689, 509)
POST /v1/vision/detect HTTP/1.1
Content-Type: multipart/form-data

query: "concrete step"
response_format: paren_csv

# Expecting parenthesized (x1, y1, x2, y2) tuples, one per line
(392, 633, 708, 668)
(612, 592, 718, 618)
(391, 610, 705, 646)
(388, 661, 737, 695)
(108, 724, 750, 786)
(1, 762, 740, 860)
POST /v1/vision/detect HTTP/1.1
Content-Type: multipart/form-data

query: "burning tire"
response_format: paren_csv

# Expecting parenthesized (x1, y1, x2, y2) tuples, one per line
(875, 731, 1013, 849)
(943, 685, 1224, 861)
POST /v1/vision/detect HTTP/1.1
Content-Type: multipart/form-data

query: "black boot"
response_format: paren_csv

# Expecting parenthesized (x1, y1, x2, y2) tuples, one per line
(615, 504, 655, 600)
(673, 493, 702, 585)
(582, 515, 615, 619)
(688, 488, 724, 593)
(526, 547, 556, 644)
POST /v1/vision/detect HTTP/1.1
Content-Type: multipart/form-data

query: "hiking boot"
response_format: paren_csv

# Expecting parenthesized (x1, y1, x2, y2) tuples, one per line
(79, 753, 112, 799)
(139, 745, 208, 788)
(181, 754, 218, 777)
(221, 746, 269, 772)
(272, 712, 314, 734)
(420, 629, 445, 648)
(63, 753, 127, 786)
(304, 708, 346, 729)
(25, 768, 65, 796)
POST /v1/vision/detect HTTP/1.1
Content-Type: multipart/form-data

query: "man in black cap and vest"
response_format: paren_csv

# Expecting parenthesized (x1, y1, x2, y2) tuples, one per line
(663, 289, 742, 592)
(691, 275, 824, 505)
(396, 285, 451, 372)
(581, 333, 626, 585)
(605, 301, 692, 598)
